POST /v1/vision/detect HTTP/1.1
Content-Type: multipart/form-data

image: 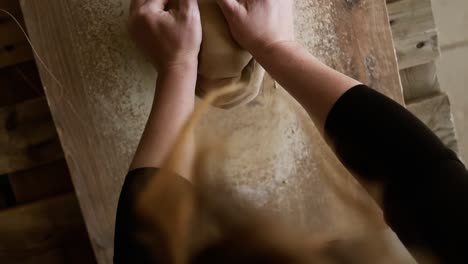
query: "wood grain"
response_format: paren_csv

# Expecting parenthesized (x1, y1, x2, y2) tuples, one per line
(0, 98, 63, 175)
(0, 194, 96, 264)
(388, 0, 440, 69)
(20, 0, 404, 263)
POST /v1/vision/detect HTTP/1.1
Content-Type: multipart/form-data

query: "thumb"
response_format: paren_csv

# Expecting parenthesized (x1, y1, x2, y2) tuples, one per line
(216, 0, 242, 18)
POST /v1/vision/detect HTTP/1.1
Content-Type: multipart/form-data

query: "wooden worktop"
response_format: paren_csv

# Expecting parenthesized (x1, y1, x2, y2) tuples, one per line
(20, 0, 403, 263)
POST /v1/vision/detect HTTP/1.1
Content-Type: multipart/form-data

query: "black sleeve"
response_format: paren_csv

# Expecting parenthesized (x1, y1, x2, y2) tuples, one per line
(325, 85, 468, 262)
(114, 168, 157, 264)
(113, 168, 191, 264)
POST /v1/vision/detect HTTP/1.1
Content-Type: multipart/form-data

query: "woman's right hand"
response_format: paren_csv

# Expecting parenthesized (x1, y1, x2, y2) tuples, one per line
(215, 0, 295, 56)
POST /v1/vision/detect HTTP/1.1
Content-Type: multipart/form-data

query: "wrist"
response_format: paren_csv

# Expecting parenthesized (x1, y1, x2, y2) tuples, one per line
(158, 59, 198, 76)
(252, 40, 302, 57)
(251, 40, 301, 61)
(156, 60, 198, 99)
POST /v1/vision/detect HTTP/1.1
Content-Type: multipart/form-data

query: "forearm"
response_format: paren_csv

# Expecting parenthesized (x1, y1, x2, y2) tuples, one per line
(130, 63, 197, 180)
(253, 42, 360, 132)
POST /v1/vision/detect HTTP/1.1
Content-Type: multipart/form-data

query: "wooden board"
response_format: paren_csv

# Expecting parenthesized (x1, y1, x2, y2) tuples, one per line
(0, 98, 63, 175)
(8, 159, 74, 204)
(407, 93, 459, 154)
(0, 194, 96, 264)
(388, 0, 440, 69)
(400, 62, 440, 101)
(20, 0, 403, 263)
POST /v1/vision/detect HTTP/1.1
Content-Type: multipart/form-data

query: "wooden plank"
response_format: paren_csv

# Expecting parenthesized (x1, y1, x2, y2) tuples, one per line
(388, 0, 440, 69)
(407, 93, 459, 154)
(0, 194, 96, 264)
(400, 62, 440, 101)
(0, 61, 43, 107)
(20, 0, 404, 263)
(8, 159, 74, 204)
(0, 98, 63, 175)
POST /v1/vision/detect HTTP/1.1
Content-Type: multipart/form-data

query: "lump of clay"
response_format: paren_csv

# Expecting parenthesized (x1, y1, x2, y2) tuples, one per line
(171, 0, 265, 108)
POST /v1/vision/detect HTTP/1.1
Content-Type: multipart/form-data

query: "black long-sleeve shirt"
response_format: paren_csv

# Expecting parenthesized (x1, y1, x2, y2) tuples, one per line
(114, 85, 468, 263)
(325, 85, 468, 262)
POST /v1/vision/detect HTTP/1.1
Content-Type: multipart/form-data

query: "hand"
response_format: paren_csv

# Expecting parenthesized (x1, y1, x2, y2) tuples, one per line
(216, 0, 295, 56)
(129, 0, 202, 70)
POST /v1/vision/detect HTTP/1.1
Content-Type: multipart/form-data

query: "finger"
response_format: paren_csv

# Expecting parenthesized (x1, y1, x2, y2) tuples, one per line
(144, 0, 169, 12)
(216, 0, 241, 16)
(130, 0, 146, 12)
(179, 0, 198, 12)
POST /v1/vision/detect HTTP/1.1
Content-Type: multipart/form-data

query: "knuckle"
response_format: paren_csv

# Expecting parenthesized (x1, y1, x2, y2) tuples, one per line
(135, 5, 150, 17)
(178, 12, 193, 24)
(129, 6, 159, 34)
(180, 9, 193, 19)
(133, 6, 153, 23)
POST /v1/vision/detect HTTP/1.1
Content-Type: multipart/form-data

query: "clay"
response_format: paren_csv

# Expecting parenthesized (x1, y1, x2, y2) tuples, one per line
(191, 0, 265, 108)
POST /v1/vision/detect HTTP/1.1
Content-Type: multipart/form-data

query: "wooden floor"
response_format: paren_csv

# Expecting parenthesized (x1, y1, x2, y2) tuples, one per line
(0, 0, 96, 263)
(0, 0, 454, 263)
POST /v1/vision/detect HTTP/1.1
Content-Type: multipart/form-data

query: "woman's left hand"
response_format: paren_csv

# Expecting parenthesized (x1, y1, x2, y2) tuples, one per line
(129, 0, 202, 71)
